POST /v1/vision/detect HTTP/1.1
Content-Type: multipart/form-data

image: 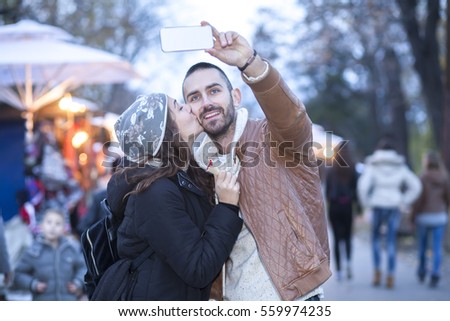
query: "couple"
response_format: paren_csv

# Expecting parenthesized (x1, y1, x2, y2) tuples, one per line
(104, 22, 331, 301)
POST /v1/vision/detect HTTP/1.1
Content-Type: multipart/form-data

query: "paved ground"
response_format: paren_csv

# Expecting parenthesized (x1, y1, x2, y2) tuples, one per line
(322, 215, 450, 301)
(5, 215, 449, 301)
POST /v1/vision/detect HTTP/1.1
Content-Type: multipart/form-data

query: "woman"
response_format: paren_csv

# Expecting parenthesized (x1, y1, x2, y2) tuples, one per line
(97, 93, 242, 300)
(411, 151, 450, 288)
(357, 139, 422, 288)
(325, 142, 359, 281)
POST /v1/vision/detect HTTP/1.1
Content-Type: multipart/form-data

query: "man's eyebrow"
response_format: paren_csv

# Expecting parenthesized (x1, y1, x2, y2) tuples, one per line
(206, 82, 223, 89)
(186, 82, 223, 98)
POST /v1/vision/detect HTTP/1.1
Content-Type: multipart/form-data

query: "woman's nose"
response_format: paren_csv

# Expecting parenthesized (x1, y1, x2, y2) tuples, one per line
(184, 104, 193, 114)
(189, 102, 202, 116)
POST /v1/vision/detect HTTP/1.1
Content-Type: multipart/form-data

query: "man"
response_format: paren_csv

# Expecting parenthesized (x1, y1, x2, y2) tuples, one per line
(182, 22, 331, 301)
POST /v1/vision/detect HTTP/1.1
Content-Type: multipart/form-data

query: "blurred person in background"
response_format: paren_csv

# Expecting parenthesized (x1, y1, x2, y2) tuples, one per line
(13, 208, 85, 300)
(0, 216, 12, 300)
(325, 142, 359, 281)
(76, 155, 120, 237)
(357, 138, 422, 289)
(411, 150, 450, 288)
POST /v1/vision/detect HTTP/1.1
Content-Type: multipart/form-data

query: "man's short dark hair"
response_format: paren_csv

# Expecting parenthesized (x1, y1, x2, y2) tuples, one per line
(182, 62, 233, 99)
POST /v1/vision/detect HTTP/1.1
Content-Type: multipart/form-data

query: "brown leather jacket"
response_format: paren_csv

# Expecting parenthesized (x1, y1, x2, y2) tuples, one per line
(235, 63, 331, 300)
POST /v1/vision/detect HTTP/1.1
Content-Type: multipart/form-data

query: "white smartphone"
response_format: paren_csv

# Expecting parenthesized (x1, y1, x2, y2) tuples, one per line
(160, 25, 214, 52)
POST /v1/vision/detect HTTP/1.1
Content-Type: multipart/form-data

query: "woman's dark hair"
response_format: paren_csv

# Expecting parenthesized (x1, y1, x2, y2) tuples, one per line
(330, 142, 356, 181)
(423, 150, 448, 179)
(424, 150, 440, 169)
(326, 142, 358, 202)
(117, 110, 215, 205)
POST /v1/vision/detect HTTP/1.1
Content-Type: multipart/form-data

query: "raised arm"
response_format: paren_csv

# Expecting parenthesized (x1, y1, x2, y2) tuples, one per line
(202, 21, 311, 149)
(201, 21, 267, 79)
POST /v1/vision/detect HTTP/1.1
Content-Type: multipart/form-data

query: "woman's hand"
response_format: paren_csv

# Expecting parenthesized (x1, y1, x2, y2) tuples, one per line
(214, 170, 240, 206)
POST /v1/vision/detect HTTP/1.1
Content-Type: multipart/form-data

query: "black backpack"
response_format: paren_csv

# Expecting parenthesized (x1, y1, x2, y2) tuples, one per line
(80, 198, 120, 299)
(80, 198, 154, 300)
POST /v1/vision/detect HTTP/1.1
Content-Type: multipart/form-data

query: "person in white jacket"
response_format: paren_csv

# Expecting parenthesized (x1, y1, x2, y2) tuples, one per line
(357, 140, 422, 289)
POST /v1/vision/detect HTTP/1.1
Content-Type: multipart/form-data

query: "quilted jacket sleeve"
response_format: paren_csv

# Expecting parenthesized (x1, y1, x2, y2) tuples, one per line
(242, 62, 312, 154)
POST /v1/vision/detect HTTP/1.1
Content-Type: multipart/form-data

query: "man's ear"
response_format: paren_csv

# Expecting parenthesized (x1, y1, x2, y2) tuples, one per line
(231, 88, 242, 108)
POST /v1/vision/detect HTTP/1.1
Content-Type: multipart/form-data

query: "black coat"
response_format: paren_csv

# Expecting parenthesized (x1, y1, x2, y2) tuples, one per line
(107, 168, 242, 300)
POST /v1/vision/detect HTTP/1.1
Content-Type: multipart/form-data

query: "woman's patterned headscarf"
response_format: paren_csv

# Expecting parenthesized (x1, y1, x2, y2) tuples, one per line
(114, 93, 168, 164)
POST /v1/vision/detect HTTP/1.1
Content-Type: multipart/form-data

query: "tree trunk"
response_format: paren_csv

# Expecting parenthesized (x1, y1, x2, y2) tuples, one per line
(382, 48, 410, 163)
(396, 0, 445, 164)
(445, 0, 450, 173)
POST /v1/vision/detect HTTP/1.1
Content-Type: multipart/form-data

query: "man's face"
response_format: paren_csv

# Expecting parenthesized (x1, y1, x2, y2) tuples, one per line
(183, 68, 237, 137)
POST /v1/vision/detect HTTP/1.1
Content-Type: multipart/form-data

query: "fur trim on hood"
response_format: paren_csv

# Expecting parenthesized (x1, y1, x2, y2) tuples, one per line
(365, 149, 404, 165)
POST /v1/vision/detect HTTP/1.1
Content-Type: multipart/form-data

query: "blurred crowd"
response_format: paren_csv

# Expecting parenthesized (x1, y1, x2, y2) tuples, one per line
(323, 137, 449, 290)
(0, 121, 115, 300)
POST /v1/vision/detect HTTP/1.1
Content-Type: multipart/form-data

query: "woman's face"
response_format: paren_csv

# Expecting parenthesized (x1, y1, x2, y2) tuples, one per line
(167, 96, 203, 142)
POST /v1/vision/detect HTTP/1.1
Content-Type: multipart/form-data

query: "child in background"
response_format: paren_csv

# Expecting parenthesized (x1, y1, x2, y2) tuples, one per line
(13, 208, 86, 300)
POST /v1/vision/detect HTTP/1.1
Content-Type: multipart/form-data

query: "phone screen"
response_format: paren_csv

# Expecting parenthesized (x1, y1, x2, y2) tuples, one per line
(160, 25, 214, 52)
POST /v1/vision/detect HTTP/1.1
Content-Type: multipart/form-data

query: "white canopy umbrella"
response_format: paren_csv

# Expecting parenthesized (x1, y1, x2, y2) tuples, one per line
(0, 20, 141, 139)
(0, 18, 73, 40)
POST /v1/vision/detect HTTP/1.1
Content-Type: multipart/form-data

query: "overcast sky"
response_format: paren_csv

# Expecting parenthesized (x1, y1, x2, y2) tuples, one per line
(134, 0, 299, 101)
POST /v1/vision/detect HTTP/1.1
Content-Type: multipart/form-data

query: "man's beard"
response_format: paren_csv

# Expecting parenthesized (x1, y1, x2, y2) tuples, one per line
(200, 102, 235, 139)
